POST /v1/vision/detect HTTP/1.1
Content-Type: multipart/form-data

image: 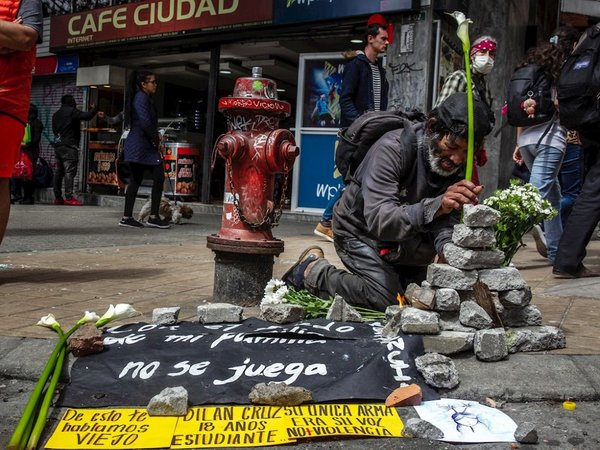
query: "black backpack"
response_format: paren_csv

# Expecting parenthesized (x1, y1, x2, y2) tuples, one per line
(507, 64, 555, 127)
(335, 109, 426, 182)
(557, 24, 600, 130)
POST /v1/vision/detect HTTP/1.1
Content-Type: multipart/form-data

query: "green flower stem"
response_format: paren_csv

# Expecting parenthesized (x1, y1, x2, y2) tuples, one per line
(25, 345, 67, 450)
(461, 35, 474, 182)
(8, 325, 77, 450)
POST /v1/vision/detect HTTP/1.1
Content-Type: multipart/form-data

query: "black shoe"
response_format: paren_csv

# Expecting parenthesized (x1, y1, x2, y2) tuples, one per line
(146, 216, 171, 229)
(282, 246, 324, 290)
(119, 217, 144, 228)
(552, 264, 600, 279)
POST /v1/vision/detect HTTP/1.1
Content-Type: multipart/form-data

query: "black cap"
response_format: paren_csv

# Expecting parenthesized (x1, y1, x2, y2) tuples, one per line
(437, 92, 492, 141)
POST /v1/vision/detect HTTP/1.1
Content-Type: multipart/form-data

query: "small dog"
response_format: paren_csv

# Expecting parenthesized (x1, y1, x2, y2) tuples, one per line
(137, 197, 194, 224)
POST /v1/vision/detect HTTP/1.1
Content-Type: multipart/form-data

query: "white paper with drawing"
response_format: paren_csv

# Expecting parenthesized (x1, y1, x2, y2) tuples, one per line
(414, 399, 517, 443)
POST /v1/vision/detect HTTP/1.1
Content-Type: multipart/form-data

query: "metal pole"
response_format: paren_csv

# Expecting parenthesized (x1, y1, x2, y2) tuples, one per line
(201, 45, 220, 204)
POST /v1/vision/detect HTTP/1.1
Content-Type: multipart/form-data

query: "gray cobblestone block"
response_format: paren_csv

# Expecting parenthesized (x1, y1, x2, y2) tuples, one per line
(478, 267, 528, 291)
(514, 422, 538, 444)
(385, 305, 402, 322)
(459, 301, 493, 329)
(463, 204, 501, 227)
(502, 305, 543, 327)
(423, 331, 474, 355)
(444, 243, 505, 270)
(415, 353, 460, 389)
(147, 386, 188, 416)
(439, 313, 477, 333)
(452, 224, 497, 248)
(402, 418, 444, 440)
(326, 295, 363, 322)
(197, 303, 243, 324)
(434, 288, 460, 312)
(499, 288, 532, 309)
(152, 307, 181, 326)
(474, 328, 508, 362)
(400, 307, 440, 334)
(261, 303, 305, 324)
(506, 326, 566, 353)
(405, 283, 436, 310)
(426, 264, 478, 290)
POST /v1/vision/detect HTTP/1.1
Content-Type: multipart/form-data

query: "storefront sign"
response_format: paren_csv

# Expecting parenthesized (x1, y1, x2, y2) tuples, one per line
(88, 146, 119, 186)
(273, 0, 419, 25)
(47, 404, 404, 449)
(34, 55, 80, 76)
(60, 318, 437, 408)
(50, 0, 273, 50)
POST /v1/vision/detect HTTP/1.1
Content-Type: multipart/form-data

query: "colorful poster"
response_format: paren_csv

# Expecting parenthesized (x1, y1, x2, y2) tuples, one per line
(301, 57, 345, 128)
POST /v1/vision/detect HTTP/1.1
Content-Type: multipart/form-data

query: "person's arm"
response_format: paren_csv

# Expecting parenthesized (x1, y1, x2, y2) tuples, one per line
(71, 106, 98, 122)
(29, 119, 43, 148)
(0, 19, 38, 51)
(339, 60, 361, 124)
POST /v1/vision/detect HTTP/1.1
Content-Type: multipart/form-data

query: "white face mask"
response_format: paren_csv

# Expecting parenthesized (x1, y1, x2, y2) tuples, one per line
(472, 55, 494, 75)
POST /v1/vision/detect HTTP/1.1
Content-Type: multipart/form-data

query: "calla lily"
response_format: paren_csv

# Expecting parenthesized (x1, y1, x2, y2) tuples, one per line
(449, 11, 472, 44)
(447, 10, 475, 182)
(36, 314, 61, 333)
(96, 303, 139, 328)
(76, 310, 100, 326)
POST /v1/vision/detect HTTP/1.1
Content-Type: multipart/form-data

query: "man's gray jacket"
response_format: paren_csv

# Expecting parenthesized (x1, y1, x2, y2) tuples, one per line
(333, 122, 463, 266)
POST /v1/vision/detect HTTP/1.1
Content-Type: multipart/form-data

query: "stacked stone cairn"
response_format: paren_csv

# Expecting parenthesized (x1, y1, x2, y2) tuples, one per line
(384, 204, 566, 363)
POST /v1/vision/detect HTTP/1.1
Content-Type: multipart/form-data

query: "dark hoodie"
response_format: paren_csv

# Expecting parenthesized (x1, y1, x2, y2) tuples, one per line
(339, 51, 389, 127)
(23, 104, 43, 163)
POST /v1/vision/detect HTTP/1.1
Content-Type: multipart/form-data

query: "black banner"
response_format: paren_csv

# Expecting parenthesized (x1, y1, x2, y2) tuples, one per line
(61, 319, 438, 407)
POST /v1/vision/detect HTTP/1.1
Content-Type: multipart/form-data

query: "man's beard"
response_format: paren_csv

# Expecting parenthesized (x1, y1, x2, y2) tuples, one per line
(424, 135, 462, 177)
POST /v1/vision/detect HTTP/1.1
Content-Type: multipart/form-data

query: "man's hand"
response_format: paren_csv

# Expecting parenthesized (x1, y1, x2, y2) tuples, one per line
(512, 145, 523, 165)
(435, 180, 483, 217)
(97, 111, 105, 119)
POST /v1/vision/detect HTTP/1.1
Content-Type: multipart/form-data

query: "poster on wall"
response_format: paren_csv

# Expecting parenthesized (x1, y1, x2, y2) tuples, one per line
(301, 57, 345, 128)
(293, 53, 347, 211)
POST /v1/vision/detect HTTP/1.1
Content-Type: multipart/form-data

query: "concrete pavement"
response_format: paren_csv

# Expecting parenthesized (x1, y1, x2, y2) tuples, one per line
(1, 201, 600, 449)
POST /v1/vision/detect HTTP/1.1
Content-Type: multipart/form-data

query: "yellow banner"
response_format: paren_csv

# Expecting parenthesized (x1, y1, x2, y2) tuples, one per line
(47, 404, 404, 449)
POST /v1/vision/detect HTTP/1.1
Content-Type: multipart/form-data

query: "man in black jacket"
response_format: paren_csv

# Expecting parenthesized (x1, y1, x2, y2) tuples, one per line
(285, 93, 492, 311)
(52, 94, 103, 205)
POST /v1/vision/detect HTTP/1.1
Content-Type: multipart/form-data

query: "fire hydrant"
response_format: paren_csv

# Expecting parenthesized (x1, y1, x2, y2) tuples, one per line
(207, 67, 299, 305)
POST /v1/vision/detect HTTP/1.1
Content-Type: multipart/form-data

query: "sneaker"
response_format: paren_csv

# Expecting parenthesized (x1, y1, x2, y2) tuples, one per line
(146, 216, 171, 229)
(53, 198, 64, 205)
(530, 224, 547, 258)
(119, 217, 144, 228)
(314, 221, 334, 243)
(64, 197, 83, 206)
(282, 246, 324, 290)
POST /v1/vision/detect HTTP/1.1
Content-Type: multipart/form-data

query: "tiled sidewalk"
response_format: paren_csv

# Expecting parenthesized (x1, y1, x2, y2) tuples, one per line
(1, 230, 598, 355)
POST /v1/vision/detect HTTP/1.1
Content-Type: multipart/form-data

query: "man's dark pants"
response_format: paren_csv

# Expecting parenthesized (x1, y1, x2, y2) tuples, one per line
(305, 234, 427, 311)
(53, 144, 79, 200)
(554, 129, 600, 272)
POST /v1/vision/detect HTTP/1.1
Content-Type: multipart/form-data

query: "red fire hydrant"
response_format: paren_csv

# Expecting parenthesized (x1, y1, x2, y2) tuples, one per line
(207, 67, 299, 305)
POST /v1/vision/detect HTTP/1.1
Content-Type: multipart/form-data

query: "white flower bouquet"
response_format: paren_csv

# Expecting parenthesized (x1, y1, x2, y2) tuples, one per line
(484, 180, 557, 264)
(262, 279, 384, 321)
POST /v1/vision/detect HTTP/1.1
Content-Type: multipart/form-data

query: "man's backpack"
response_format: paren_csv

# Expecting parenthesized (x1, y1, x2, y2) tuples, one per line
(557, 24, 600, 130)
(335, 109, 426, 182)
(506, 64, 555, 127)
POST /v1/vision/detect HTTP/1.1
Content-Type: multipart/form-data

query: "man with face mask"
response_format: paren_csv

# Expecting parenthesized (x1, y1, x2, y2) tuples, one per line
(283, 93, 492, 311)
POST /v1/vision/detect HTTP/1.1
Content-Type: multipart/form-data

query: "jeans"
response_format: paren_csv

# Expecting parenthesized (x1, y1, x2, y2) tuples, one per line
(53, 145, 79, 200)
(559, 143, 584, 227)
(322, 186, 344, 221)
(519, 144, 564, 264)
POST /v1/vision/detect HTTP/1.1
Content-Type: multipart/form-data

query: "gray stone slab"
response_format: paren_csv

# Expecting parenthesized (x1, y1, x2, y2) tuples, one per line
(451, 224, 496, 248)
(426, 264, 477, 290)
(572, 356, 600, 396)
(463, 204, 500, 227)
(443, 243, 504, 270)
(0, 338, 55, 381)
(543, 279, 600, 299)
(447, 354, 598, 401)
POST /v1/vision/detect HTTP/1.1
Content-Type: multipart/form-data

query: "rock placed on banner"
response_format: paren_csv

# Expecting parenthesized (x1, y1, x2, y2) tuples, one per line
(385, 383, 423, 407)
(249, 382, 313, 406)
(147, 386, 189, 416)
(326, 295, 363, 322)
(68, 323, 104, 357)
(152, 306, 181, 326)
(415, 353, 459, 389)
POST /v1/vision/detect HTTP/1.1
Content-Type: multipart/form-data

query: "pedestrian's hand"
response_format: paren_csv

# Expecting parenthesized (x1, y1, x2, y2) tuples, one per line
(512, 145, 523, 165)
(436, 180, 483, 217)
(97, 111, 105, 119)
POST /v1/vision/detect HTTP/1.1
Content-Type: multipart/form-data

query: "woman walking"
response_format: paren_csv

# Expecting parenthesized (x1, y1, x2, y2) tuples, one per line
(119, 71, 170, 229)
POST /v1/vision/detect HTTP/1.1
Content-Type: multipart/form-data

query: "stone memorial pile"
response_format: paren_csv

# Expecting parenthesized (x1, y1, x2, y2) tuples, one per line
(385, 204, 565, 362)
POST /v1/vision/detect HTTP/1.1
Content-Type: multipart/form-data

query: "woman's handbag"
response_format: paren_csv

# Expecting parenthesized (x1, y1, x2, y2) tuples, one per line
(12, 150, 34, 180)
